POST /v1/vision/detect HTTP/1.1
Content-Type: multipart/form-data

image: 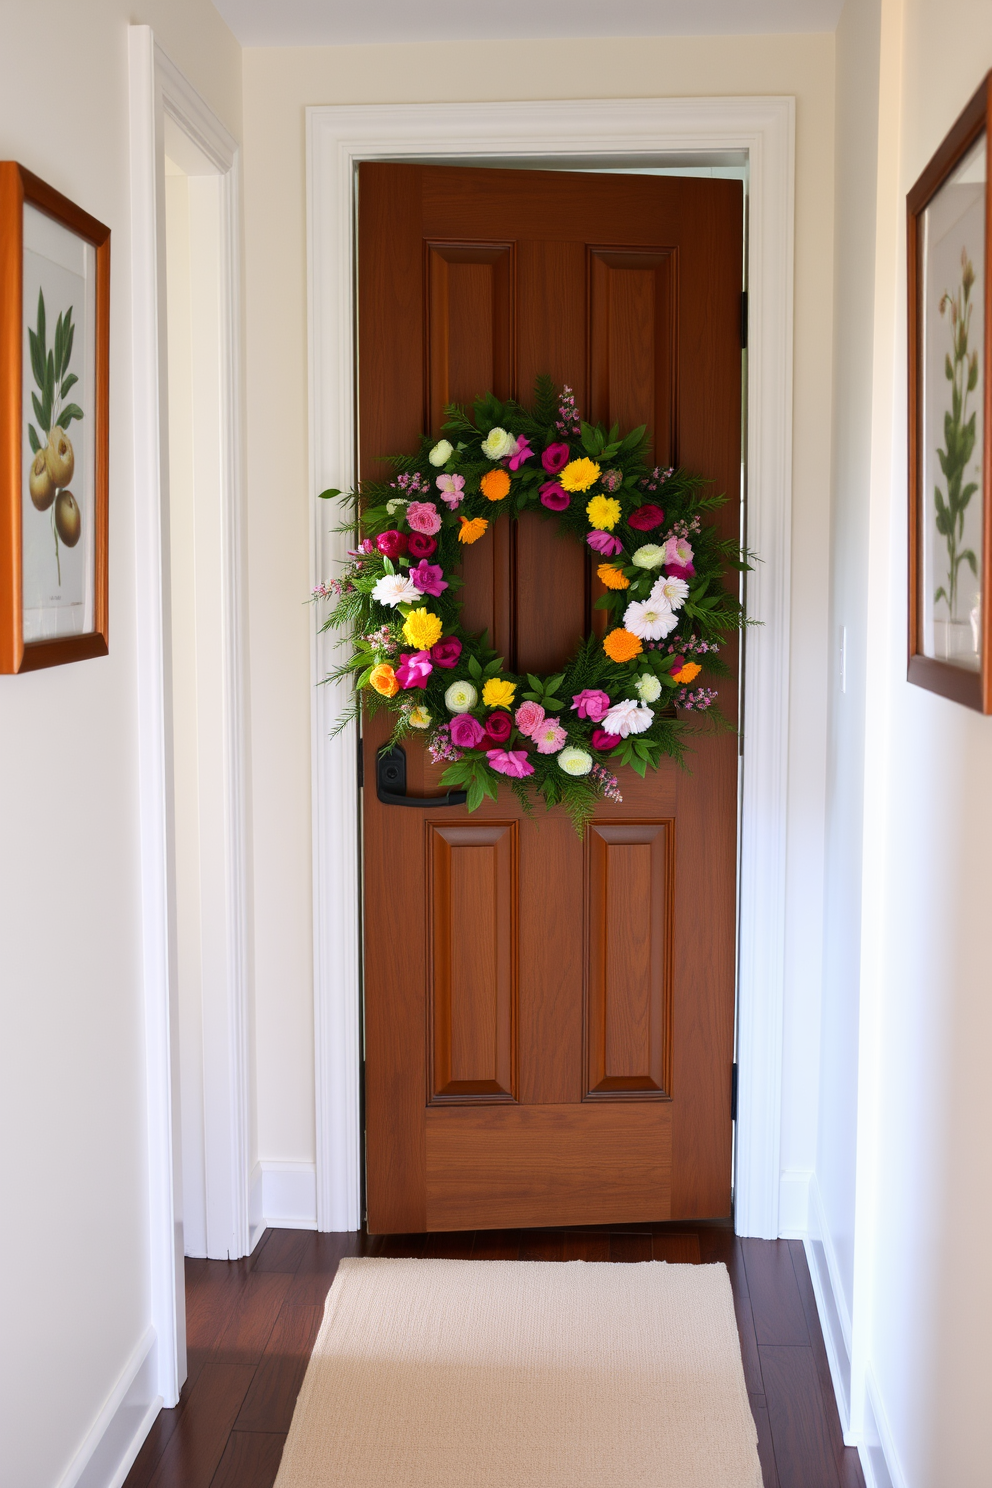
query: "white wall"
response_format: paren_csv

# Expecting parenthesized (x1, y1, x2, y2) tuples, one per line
(0, 4, 241, 1485)
(241, 32, 837, 1194)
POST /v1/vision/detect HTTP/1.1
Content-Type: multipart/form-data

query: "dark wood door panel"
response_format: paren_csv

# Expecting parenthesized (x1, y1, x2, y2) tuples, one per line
(589, 247, 678, 461)
(426, 241, 515, 430)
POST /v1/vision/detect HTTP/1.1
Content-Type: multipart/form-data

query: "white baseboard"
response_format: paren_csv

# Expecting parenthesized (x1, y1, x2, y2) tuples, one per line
(56, 1325, 161, 1488)
(777, 1168, 811, 1237)
(249, 1160, 318, 1233)
(858, 1366, 908, 1488)
(804, 1172, 853, 1435)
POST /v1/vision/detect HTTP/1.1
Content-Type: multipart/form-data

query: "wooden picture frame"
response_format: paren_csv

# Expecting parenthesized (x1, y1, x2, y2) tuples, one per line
(908, 73, 992, 710)
(0, 163, 109, 673)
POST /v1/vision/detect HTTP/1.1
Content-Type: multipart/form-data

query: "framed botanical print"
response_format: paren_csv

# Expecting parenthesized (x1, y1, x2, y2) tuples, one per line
(908, 72, 992, 710)
(0, 163, 109, 673)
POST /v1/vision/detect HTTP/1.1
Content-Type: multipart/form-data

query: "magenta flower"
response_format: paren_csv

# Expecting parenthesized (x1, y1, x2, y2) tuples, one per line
(664, 561, 695, 581)
(571, 689, 611, 722)
(628, 504, 665, 531)
(486, 749, 535, 778)
(586, 530, 622, 557)
(515, 701, 545, 737)
(591, 728, 619, 751)
(436, 473, 465, 509)
(507, 436, 535, 470)
(534, 718, 567, 754)
(407, 532, 437, 558)
(485, 711, 512, 744)
(395, 651, 432, 689)
(539, 481, 570, 512)
(430, 637, 462, 669)
(449, 714, 486, 749)
(360, 537, 376, 553)
(405, 501, 443, 536)
(376, 530, 408, 559)
(541, 442, 570, 474)
(410, 559, 448, 597)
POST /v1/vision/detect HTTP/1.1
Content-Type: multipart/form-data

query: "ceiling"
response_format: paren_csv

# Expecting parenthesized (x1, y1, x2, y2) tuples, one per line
(214, 0, 845, 48)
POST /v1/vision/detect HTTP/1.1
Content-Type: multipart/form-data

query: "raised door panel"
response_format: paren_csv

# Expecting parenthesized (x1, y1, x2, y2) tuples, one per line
(429, 823, 517, 1102)
(586, 822, 673, 1098)
(589, 248, 678, 465)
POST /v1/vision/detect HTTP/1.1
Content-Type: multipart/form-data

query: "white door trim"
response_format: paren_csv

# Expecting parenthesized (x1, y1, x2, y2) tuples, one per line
(306, 96, 795, 1239)
(129, 25, 249, 1404)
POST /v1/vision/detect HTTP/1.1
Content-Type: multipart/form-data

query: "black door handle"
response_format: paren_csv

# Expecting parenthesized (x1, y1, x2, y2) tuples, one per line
(375, 745, 467, 808)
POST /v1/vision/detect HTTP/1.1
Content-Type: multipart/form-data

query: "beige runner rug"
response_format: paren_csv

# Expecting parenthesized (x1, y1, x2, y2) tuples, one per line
(274, 1257, 762, 1488)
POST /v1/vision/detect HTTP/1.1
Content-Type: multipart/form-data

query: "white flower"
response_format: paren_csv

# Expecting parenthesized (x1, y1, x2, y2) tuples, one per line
(372, 573, 421, 607)
(480, 426, 515, 460)
(408, 706, 432, 729)
(650, 574, 690, 610)
(386, 498, 408, 516)
(623, 597, 678, 640)
(635, 673, 662, 703)
(429, 439, 453, 466)
(602, 698, 655, 737)
(445, 680, 478, 714)
(631, 543, 666, 569)
(558, 746, 593, 776)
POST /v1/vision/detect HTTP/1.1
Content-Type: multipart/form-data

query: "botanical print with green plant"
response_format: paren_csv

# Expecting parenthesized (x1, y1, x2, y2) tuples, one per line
(25, 288, 84, 586)
(934, 248, 980, 620)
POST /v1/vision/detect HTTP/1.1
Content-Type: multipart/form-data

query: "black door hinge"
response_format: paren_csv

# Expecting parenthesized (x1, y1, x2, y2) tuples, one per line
(740, 291, 748, 350)
(731, 1062, 739, 1122)
(357, 733, 364, 788)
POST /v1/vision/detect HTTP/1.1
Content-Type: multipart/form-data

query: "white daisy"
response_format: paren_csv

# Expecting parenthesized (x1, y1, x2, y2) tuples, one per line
(601, 698, 655, 737)
(372, 573, 421, 607)
(623, 597, 678, 640)
(650, 574, 690, 610)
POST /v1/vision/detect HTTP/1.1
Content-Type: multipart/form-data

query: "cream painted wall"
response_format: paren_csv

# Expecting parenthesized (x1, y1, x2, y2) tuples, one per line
(0, 3, 240, 1485)
(242, 33, 837, 1178)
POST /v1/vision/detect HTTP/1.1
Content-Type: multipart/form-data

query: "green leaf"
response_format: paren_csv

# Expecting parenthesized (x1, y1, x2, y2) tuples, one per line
(54, 313, 64, 382)
(60, 373, 78, 399)
(543, 697, 565, 711)
(28, 328, 44, 390)
(527, 673, 543, 692)
(58, 402, 84, 428)
(483, 657, 502, 676)
(382, 556, 395, 575)
(545, 673, 565, 695)
(317, 486, 342, 500)
(31, 391, 48, 434)
(62, 319, 75, 372)
(468, 654, 483, 680)
(27, 424, 40, 455)
(36, 288, 46, 354)
(619, 423, 647, 452)
(466, 779, 485, 812)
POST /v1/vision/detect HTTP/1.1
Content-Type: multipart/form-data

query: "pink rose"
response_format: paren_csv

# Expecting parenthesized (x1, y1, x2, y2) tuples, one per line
(436, 473, 465, 509)
(410, 560, 448, 597)
(534, 718, 567, 754)
(539, 481, 569, 512)
(395, 651, 432, 689)
(591, 728, 620, 752)
(449, 714, 486, 749)
(571, 689, 611, 722)
(586, 530, 622, 556)
(430, 637, 462, 668)
(360, 537, 376, 553)
(541, 442, 570, 474)
(628, 504, 665, 531)
(407, 533, 437, 558)
(376, 530, 408, 559)
(507, 436, 534, 470)
(486, 749, 535, 778)
(484, 711, 512, 743)
(405, 501, 443, 536)
(515, 701, 545, 737)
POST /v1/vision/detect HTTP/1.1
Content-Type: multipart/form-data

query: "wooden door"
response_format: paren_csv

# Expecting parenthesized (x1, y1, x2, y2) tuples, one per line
(359, 163, 742, 1233)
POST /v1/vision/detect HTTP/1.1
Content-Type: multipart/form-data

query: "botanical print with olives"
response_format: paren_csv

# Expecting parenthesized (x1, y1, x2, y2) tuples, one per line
(26, 288, 83, 584)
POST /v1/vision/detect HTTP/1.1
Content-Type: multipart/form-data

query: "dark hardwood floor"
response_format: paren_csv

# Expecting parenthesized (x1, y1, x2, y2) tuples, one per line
(123, 1223, 864, 1488)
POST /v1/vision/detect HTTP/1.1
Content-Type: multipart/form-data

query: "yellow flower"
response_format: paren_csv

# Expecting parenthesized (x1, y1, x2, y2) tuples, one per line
(480, 468, 511, 501)
(458, 516, 489, 544)
(408, 705, 432, 728)
(482, 677, 516, 708)
(587, 494, 621, 530)
(402, 608, 443, 650)
(561, 457, 601, 492)
(369, 663, 399, 697)
(603, 628, 643, 663)
(597, 564, 629, 590)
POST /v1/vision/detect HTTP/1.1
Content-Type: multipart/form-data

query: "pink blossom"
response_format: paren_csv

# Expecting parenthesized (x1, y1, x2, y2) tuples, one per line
(448, 714, 486, 749)
(663, 535, 694, 568)
(486, 749, 535, 778)
(406, 501, 443, 535)
(409, 559, 448, 597)
(395, 651, 432, 689)
(506, 436, 535, 470)
(515, 701, 545, 737)
(436, 473, 465, 509)
(571, 689, 611, 722)
(586, 530, 622, 557)
(534, 718, 567, 754)
(539, 481, 569, 512)
(541, 442, 571, 474)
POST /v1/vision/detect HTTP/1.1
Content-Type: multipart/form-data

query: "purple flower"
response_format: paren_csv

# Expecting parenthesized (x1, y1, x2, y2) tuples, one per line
(430, 637, 462, 668)
(571, 689, 611, 722)
(586, 530, 622, 557)
(541, 442, 571, 474)
(449, 714, 486, 749)
(486, 749, 535, 778)
(507, 436, 535, 471)
(539, 481, 570, 512)
(410, 559, 448, 597)
(407, 533, 437, 558)
(395, 651, 432, 689)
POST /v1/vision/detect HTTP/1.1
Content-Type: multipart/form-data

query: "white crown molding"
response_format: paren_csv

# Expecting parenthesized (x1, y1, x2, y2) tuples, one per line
(306, 95, 795, 1239)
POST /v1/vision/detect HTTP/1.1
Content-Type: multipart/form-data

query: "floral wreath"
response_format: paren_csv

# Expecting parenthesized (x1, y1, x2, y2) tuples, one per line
(316, 377, 749, 827)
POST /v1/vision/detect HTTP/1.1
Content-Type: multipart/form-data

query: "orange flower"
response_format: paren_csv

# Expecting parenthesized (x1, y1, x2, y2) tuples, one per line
(672, 660, 701, 684)
(597, 564, 630, 590)
(480, 468, 511, 501)
(458, 516, 489, 544)
(603, 628, 643, 664)
(369, 663, 399, 697)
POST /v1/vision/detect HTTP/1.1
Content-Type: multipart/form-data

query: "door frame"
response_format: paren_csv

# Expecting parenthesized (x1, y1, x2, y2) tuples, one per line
(306, 96, 795, 1239)
(129, 26, 250, 1405)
